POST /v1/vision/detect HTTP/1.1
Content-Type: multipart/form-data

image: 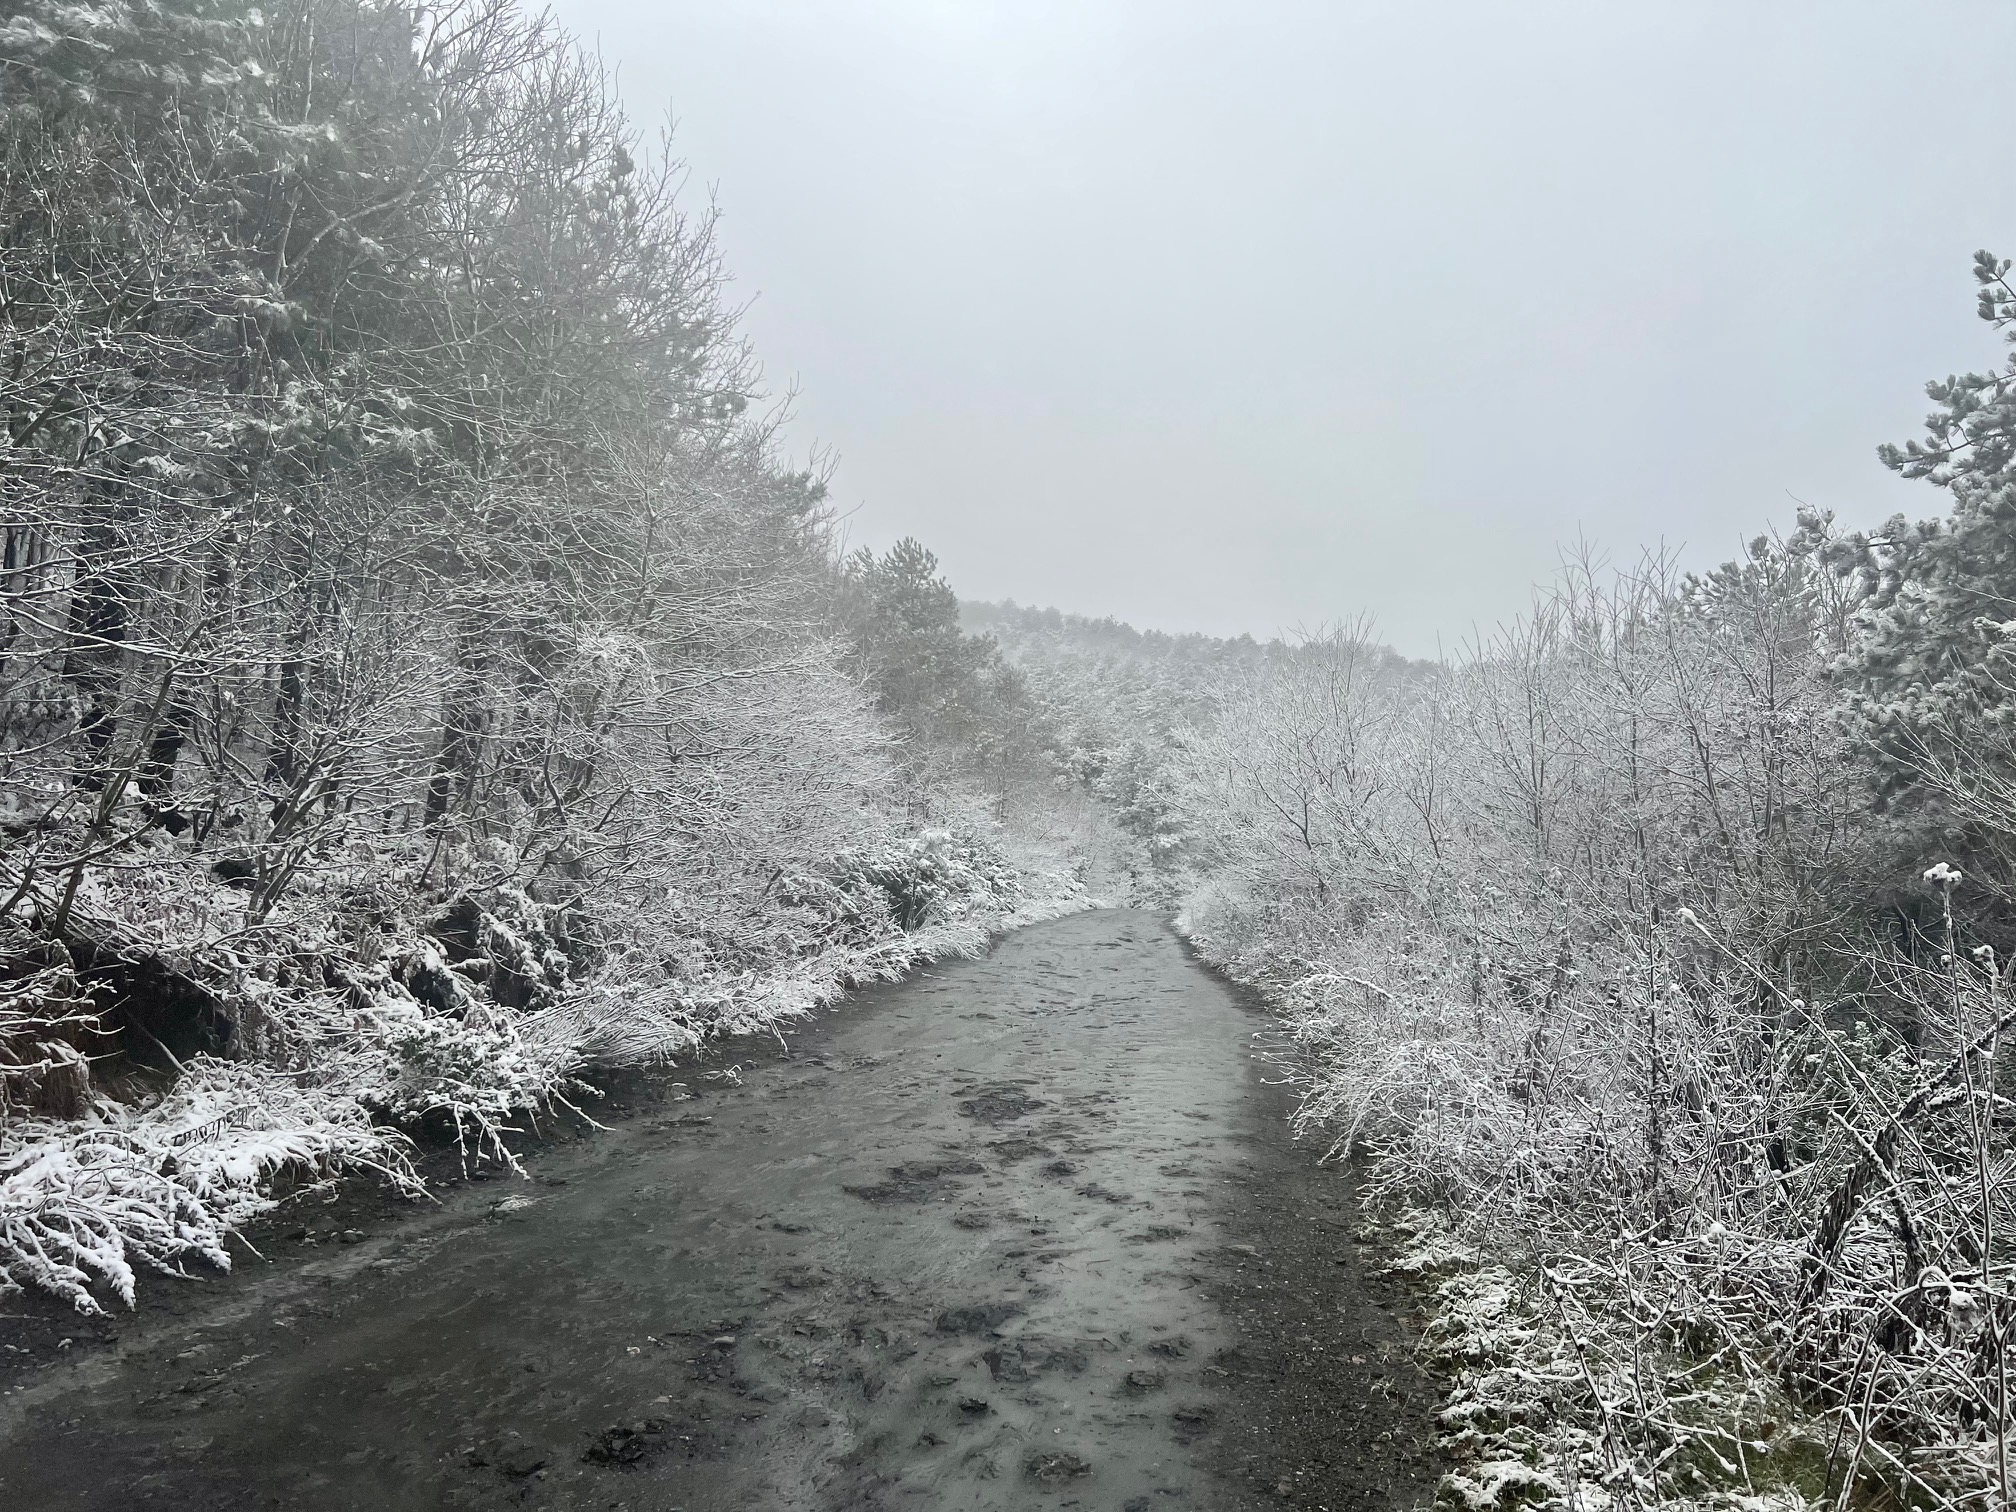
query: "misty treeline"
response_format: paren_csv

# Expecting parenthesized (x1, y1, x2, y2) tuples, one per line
(989, 254, 2016, 1509)
(0, 0, 1098, 1311)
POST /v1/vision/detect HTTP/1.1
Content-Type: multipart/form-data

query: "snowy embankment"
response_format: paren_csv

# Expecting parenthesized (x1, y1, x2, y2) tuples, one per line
(2, 828, 1088, 1315)
(1173, 976, 1814, 1512)
(1174, 885, 1960, 1512)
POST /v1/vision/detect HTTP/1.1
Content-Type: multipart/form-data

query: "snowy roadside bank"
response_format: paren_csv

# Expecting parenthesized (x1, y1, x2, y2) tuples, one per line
(1175, 907, 1835, 1512)
(2, 829, 1092, 1317)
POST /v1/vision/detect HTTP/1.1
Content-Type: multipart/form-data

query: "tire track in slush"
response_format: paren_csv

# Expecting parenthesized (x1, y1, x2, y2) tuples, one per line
(0, 908, 1432, 1510)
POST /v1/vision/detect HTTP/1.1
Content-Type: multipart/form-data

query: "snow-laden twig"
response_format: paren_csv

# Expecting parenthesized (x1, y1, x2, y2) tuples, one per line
(1, 1058, 417, 1313)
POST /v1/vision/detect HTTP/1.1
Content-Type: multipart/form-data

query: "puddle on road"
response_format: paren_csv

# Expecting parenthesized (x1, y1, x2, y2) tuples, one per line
(0, 909, 1287, 1510)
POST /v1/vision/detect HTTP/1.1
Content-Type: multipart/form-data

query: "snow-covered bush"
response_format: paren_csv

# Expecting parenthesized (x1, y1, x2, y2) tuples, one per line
(837, 828, 1025, 931)
(1, 1059, 415, 1313)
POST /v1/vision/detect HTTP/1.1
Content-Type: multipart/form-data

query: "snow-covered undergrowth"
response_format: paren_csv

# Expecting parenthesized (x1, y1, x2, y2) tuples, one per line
(2, 824, 1084, 1315)
(1183, 875, 2012, 1512)
(1, 1058, 417, 1312)
(1370, 1208, 1830, 1512)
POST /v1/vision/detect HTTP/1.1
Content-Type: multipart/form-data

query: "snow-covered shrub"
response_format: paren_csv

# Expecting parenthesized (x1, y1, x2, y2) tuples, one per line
(1194, 862, 2016, 1507)
(352, 995, 571, 1167)
(427, 884, 578, 1011)
(838, 827, 1025, 931)
(1, 1058, 414, 1313)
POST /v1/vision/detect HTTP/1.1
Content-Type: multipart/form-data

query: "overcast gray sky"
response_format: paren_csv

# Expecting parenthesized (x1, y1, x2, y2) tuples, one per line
(548, 0, 2016, 654)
